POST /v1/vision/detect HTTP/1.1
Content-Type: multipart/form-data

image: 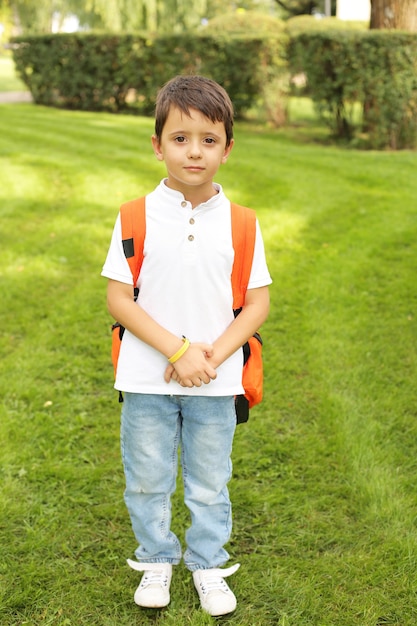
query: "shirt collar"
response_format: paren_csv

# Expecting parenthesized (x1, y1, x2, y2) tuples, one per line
(158, 179, 225, 210)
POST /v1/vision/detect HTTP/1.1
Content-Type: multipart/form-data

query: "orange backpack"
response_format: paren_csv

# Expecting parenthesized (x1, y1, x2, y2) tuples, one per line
(111, 196, 263, 423)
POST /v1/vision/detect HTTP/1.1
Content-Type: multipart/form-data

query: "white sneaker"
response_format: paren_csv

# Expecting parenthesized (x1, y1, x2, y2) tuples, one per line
(127, 559, 172, 608)
(192, 563, 240, 616)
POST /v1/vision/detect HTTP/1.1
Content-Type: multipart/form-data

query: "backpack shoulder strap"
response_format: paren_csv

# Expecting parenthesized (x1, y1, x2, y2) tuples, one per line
(118, 197, 254, 304)
(119, 196, 146, 288)
(230, 202, 257, 310)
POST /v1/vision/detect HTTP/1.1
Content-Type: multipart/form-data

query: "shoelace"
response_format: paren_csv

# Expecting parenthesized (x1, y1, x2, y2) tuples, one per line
(198, 563, 240, 595)
(200, 574, 229, 594)
(141, 570, 169, 589)
(127, 559, 170, 588)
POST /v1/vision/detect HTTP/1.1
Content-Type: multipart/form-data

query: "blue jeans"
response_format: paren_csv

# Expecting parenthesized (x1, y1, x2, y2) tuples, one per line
(120, 393, 236, 571)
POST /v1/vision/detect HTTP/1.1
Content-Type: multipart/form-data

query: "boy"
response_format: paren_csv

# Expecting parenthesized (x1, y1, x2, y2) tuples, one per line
(101, 75, 271, 617)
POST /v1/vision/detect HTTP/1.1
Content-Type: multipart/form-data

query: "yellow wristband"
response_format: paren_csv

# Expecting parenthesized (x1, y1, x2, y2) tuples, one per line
(168, 337, 190, 364)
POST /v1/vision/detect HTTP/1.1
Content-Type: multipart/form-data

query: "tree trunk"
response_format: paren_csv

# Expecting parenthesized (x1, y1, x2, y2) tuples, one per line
(370, 0, 417, 31)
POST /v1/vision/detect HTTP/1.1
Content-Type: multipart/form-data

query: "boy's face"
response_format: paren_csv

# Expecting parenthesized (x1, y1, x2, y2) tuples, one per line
(151, 106, 234, 198)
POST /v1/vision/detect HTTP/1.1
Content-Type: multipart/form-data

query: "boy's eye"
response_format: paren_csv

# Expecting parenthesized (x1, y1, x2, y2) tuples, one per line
(175, 136, 186, 143)
(204, 137, 216, 144)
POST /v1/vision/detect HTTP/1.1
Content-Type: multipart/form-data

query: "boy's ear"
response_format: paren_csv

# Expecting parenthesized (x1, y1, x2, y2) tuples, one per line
(221, 138, 234, 164)
(151, 135, 164, 161)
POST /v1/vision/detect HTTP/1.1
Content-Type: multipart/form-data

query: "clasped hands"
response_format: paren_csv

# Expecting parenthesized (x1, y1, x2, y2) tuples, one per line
(164, 342, 217, 388)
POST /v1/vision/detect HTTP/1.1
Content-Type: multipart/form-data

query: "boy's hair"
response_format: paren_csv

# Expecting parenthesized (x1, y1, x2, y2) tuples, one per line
(154, 75, 234, 147)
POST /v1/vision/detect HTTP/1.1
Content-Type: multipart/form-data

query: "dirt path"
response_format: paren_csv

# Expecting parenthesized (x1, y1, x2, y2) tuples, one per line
(0, 91, 32, 103)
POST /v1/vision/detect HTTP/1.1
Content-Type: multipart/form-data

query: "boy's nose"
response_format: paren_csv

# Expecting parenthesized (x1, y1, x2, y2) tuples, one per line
(187, 142, 202, 159)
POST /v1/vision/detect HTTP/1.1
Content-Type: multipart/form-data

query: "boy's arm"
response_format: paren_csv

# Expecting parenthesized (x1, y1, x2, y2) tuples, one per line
(167, 285, 270, 385)
(107, 279, 217, 387)
(210, 285, 270, 368)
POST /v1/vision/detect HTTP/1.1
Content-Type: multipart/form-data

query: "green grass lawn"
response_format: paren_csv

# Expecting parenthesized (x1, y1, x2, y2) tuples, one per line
(0, 56, 27, 92)
(0, 102, 417, 626)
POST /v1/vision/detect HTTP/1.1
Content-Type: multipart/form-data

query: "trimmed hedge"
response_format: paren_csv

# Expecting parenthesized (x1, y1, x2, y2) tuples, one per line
(286, 15, 368, 36)
(11, 32, 288, 120)
(12, 27, 417, 149)
(202, 10, 286, 35)
(289, 30, 417, 149)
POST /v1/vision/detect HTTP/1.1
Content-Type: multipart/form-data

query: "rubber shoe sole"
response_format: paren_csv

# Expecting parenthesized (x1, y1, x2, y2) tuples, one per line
(127, 559, 172, 608)
(193, 563, 240, 616)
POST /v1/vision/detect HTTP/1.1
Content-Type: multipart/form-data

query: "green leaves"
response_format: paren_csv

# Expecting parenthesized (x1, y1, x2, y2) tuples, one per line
(289, 29, 417, 148)
(11, 32, 289, 120)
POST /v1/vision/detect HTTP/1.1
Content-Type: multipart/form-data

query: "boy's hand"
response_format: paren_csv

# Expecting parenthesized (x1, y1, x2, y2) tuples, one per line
(164, 343, 217, 387)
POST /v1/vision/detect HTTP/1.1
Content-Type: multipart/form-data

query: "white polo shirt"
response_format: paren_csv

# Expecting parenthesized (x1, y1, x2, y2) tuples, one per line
(102, 180, 272, 396)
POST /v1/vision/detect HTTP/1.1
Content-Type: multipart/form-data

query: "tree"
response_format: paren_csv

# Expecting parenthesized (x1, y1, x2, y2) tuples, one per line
(10, 0, 54, 33)
(273, 0, 336, 17)
(274, 0, 316, 16)
(370, 0, 417, 31)
(7, 0, 278, 35)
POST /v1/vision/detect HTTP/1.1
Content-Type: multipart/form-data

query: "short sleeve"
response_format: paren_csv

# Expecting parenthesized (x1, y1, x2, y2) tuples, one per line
(101, 213, 133, 285)
(247, 220, 272, 289)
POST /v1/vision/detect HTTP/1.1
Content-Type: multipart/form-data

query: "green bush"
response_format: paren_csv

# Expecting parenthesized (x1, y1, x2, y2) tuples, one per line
(359, 32, 417, 150)
(286, 15, 368, 36)
(10, 34, 131, 110)
(11, 31, 288, 121)
(202, 10, 286, 35)
(200, 10, 290, 126)
(289, 30, 417, 149)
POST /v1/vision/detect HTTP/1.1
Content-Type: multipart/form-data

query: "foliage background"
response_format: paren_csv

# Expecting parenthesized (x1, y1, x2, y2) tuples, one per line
(289, 29, 417, 148)
(2, 0, 284, 35)
(11, 29, 288, 120)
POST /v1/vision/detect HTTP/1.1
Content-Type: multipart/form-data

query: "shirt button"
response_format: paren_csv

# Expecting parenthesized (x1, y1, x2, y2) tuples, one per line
(189, 218, 195, 225)
(188, 235, 194, 241)
(181, 201, 187, 208)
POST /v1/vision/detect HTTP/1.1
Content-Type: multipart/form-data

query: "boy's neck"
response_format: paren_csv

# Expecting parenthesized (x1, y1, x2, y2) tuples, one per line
(165, 179, 219, 208)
